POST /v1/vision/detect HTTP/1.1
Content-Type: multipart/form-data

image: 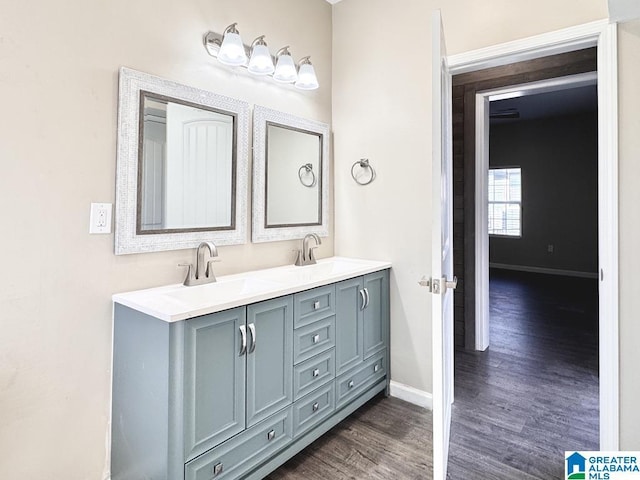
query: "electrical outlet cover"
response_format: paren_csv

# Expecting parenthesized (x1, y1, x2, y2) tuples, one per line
(90, 203, 113, 234)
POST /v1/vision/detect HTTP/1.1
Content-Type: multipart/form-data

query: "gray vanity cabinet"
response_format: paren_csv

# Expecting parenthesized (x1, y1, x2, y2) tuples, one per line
(112, 268, 389, 480)
(363, 271, 389, 358)
(335, 270, 389, 376)
(335, 277, 364, 375)
(184, 307, 247, 461)
(183, 298, 293, 462)
(246, 297, 293, 427)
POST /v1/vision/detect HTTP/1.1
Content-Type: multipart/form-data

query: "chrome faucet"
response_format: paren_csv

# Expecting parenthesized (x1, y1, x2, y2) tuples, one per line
(180, 241, 219, 286)
(295, 233, 321, 266)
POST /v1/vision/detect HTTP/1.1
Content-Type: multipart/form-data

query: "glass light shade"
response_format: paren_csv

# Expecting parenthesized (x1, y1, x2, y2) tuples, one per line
(218, 32, 247, 66)
(295, 63, 319, 90)
(273, 54, 298, 83)
(247, 44, 275, 76)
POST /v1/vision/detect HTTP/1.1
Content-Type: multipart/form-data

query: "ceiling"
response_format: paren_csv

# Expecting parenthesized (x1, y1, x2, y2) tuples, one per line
(490, 84, 598, 124)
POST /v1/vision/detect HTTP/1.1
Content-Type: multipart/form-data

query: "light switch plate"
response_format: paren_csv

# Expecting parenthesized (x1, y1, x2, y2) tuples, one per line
(90, 203, 113, 234)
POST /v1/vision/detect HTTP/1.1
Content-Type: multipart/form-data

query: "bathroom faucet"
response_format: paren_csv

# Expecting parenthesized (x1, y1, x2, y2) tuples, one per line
(295, 234, 321, 266)
(180, 241, 219, 286)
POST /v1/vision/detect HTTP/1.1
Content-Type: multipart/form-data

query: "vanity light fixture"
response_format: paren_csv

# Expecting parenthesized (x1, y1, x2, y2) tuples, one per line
(217, 23, 247, 66)
(247, 36, 275, 76)
(203, 24, 319, 90)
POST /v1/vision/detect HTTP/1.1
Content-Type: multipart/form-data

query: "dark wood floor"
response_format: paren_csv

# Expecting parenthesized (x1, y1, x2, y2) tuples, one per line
(447, 269, 599, 479)
(266, 395, 432, 479)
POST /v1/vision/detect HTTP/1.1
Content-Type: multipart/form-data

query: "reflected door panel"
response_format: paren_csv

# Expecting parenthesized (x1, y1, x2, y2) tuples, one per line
(165, 103, 233, 229)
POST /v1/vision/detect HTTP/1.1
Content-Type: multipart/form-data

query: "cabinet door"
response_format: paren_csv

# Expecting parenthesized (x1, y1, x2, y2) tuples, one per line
(363, 270, 390, 359)
(335, 277, 364, 376)
(246, 296, 293, 427)
(183, 307, 246, 462)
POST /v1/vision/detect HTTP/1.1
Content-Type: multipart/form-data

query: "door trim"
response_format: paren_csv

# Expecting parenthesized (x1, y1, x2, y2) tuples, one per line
(448, 19, 619, 450)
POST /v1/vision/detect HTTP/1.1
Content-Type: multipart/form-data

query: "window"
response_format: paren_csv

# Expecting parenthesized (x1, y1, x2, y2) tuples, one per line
(488, 167, 521, 236)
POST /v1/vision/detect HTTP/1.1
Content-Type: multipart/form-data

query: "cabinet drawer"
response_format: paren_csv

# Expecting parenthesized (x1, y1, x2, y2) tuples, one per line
(293, 316, 335, 364)
(336, 349, 386, 410)
(185, 407, 292, 480)
(294, 285, 335, 328)
(292, 382, 335, 438)
(293, 349, 335, 401)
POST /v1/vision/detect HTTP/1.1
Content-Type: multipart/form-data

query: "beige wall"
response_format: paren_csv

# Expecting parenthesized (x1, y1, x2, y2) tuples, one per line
(3, 1, 640, 478)
(0, 0, 331, 478)
(332, 0, 607, 394)
(618, 18, 640, 449)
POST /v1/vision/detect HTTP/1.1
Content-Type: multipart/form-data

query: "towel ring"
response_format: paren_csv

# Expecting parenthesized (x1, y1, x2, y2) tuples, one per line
(351, 158, 376, 185)
(298, 163, 317, 187)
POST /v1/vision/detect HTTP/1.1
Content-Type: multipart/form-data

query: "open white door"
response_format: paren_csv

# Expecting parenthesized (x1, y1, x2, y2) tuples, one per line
(427, 9, 455, 480)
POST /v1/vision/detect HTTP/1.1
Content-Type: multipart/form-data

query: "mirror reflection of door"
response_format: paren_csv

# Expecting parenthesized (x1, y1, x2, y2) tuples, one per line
(138, 93, 235, 233)
(266, 124, 322, 227)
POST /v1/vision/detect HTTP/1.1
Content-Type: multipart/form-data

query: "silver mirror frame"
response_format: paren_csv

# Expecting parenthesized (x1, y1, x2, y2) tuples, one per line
(115, 67, 250, 254)
(252, 105, 330, 243)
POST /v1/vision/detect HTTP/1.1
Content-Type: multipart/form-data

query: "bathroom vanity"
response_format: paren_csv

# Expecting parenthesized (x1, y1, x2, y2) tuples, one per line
(111, 257, 390, 480)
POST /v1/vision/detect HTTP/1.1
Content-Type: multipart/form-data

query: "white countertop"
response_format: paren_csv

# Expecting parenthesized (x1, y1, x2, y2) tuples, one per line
(113, 256, 391, 322)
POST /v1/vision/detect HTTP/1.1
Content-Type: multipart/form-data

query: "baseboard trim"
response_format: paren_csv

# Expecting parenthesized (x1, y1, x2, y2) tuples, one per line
(389, 381, 432, 410)
(489, 262, 598, 279)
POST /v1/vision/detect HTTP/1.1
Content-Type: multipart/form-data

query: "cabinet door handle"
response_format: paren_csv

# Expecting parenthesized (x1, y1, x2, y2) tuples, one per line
(359, 289, 366, 310)
(239, 325, 247, 355)
(363, 288, 370, 309)
(248, 323, 256, 354)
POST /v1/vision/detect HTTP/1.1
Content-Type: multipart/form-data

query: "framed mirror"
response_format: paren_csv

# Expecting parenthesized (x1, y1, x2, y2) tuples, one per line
(252, 106, 329, 243)
(115, 67, 249, 254)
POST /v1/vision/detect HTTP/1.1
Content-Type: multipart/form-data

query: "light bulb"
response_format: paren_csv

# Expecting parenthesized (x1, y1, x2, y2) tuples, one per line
(273, 47, 298, 83)
(218, 25, 247, 66)
(248, 43, 274, 76)
(295, 61, 319, 90)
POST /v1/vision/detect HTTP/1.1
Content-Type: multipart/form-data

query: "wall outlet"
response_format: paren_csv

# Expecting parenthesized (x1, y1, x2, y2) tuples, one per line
(547, 244, 554, 253)
(90, 203, 113, 234)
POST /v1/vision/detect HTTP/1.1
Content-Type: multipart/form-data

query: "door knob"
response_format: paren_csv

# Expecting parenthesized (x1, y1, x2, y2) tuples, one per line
(444, 276, 458, 291)
(419, 276, 457, 294)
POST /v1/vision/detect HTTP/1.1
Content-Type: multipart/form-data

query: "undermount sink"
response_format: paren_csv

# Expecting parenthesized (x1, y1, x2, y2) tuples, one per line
(113, 256, 391, 322)
(255, 258, 367, 284)
(160, 277, 283, 307)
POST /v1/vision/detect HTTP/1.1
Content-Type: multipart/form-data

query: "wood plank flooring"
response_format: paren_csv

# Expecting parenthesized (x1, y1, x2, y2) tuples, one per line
(267, 269, 598, 480)
(447, 269, 599, 479)
(266, 395, 432, 479)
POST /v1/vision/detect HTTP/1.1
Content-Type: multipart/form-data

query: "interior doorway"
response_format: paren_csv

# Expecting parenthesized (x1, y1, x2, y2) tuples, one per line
(431, 20, 619, 480)
(446, 77, 600, 478)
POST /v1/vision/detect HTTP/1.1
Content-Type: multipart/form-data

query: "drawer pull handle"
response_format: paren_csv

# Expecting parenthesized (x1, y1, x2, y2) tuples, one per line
(312, 368, 320, 377)
(313, 300, 320, 310)
(213, 462, 224, 476)
(312, 402, 319, 412)
(267, 429, 276, 441)
(374, 364, 380, 373)
(348, 380, 354, 389)
(312, 333, 320, 344)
